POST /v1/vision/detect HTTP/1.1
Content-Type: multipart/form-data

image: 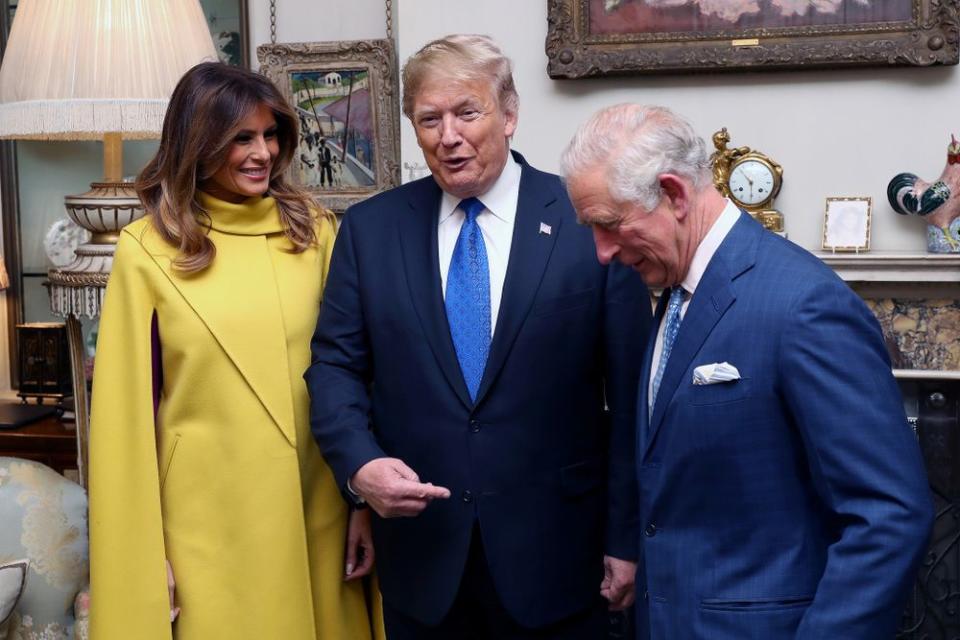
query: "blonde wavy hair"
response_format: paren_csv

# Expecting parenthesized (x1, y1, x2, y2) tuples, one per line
(136, 62, 321, 273)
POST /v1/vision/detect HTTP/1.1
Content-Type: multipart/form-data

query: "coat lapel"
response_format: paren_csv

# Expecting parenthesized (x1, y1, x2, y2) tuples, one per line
(397, 178, 474, 409)
(474, 159, 561, 405)
(142, 231, 298, 446)
(643, 213, 760, 459)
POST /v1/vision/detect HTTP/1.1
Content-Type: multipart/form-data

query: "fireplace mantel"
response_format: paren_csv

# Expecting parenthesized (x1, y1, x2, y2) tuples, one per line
(814, 251, 960, 283)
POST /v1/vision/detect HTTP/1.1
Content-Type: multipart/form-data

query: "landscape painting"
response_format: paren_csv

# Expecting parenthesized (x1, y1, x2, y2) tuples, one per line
(290, 68, 376, 191)
(591, 0, 913, 35)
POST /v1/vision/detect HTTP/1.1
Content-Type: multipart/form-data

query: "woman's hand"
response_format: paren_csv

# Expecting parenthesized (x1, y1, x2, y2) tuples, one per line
(344, 508, 375, 581)
(167, 559, 181, 622)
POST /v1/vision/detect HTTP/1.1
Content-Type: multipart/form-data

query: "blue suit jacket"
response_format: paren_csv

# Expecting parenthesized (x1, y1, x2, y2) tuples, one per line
(635, 213, 933, 639)
(306, 152, 652, 627)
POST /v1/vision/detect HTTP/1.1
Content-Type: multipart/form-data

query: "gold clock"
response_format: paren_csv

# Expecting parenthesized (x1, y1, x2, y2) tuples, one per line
(711, 128, 784, 233)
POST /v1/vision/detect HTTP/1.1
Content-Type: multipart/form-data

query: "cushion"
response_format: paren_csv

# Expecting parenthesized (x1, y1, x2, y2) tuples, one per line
(0, 559, 28, 623)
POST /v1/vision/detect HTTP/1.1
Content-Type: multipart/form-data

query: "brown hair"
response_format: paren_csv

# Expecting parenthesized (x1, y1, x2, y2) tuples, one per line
(401, 34, 518, 120)
(136, 62, 319, 273)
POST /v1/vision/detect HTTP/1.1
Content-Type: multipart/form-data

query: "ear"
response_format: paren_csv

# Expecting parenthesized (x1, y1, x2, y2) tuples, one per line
(503, 108, 518, 138)
(658, 173, 690, 219)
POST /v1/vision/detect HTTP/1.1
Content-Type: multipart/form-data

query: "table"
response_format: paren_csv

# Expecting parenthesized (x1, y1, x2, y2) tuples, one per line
(0, 414, 78, 476)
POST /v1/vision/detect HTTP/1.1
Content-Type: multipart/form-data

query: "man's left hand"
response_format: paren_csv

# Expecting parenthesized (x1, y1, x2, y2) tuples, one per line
(600, 555, 637, 611)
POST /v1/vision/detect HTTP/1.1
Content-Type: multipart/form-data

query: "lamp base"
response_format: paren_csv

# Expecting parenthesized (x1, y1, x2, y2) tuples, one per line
(64, 181, 143, 243)
(47, 180, 147, 319)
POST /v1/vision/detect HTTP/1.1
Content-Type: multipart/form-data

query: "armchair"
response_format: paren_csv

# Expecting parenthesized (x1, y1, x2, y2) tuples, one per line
(0, 457, 88, 640)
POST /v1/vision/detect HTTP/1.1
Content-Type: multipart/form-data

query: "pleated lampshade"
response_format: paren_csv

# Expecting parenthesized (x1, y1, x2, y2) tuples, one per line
(0, 0, 218, 141)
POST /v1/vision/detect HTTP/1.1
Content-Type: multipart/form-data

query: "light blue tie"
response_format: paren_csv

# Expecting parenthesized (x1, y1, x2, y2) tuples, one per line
(650, 287, 685, 415)
(446, 197, 491, 401)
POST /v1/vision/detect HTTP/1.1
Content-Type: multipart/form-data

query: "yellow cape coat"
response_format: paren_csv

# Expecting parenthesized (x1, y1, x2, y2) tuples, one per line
(88, 194, 383, 639)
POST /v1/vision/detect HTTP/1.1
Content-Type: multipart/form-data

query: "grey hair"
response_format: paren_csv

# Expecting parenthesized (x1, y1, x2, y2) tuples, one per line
(401, 34, 519, 119)
(559, 104, 711, 210)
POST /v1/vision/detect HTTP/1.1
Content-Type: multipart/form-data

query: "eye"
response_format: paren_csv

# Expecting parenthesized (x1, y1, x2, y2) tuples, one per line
(264, 127, 279, 139)
(417, 115, 439, 128)
(460, 108, 480, 120)
(234, 133, 253, 144)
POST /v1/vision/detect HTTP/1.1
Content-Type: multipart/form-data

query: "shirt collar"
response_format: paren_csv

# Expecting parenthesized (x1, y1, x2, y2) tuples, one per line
(680, 198, 741, 296)
(438, 153, 521, 223)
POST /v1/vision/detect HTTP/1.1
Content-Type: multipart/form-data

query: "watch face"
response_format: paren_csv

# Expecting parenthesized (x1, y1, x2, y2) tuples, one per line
(728, 159, 776, 206)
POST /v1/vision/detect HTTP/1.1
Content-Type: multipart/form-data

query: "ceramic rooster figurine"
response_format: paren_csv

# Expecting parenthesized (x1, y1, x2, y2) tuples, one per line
(887, 135, 960, 252)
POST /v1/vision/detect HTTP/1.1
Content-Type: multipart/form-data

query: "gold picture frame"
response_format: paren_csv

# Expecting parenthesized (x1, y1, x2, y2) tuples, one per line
(822, 196, 872, 252)
(546, 0, 959, 78)
(258, 40, 401, 213)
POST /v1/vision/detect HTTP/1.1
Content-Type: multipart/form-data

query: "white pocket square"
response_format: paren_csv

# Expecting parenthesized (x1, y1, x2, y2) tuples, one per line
(692, 362, 741, 385)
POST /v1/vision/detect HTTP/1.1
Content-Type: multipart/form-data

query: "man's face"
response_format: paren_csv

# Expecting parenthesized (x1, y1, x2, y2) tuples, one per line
(567, 167, 687, 288)
(410, 77, 517, 199)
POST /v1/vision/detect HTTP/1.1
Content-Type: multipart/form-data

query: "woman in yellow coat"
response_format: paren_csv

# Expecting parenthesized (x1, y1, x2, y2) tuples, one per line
(88, 62, 383, 639)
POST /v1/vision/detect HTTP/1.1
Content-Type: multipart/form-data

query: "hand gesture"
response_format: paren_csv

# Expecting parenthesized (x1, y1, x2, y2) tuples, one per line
(351, 457, 450, 518)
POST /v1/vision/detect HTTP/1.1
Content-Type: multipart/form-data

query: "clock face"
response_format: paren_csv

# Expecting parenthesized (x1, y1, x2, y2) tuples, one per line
(728, 159, 777, 207)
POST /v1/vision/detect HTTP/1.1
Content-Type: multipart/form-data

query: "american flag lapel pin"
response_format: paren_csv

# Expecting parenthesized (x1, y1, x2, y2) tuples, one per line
(539, 222, 552, 235)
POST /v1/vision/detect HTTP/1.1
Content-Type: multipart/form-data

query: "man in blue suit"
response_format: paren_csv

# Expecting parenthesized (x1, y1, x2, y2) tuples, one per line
(306, 36, 652, 638)
(561, 104, 933, 639)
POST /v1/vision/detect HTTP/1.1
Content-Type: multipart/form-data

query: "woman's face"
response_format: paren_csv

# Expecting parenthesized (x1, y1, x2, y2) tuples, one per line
(204, 103, 280, 203)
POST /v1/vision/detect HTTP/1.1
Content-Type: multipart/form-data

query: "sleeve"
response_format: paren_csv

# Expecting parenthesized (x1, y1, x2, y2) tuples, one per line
(305, 209, 386, 496)
(88, 231, 173, 640)
(316, 209, 338, 287)
(782, 278, 933, 639)
(602, 261, 654, 561)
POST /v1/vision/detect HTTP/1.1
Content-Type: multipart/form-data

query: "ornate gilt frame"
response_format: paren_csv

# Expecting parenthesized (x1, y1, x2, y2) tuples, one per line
(546, 0, 960, 78)
(258, 40, 401, 213)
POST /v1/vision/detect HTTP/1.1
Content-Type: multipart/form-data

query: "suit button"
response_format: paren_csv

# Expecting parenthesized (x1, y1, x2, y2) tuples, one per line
(644, 523, 657, 537)
(462, 490, 473, 503)
(643, 590, 649, 601)
(469, 419, 481, 433)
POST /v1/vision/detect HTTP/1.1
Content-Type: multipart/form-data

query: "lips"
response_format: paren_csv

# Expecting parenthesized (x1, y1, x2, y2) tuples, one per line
(441, 156, 471, 170)
(239, 166, 269, 180)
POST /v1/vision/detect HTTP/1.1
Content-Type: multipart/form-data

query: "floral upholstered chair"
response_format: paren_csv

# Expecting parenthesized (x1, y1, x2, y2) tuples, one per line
(0, 458, 88, 640)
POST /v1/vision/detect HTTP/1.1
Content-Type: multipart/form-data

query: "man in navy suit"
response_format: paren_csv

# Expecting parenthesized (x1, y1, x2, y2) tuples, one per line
(306, 36, 652, 638)
(561, 103, 933, 639)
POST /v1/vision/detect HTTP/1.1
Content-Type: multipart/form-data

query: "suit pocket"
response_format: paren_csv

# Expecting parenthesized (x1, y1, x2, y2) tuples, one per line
(700, 595, 813, 612)
(532, 289, 595, 317)
(689, 377, 751, 406)
(559, 459, 603, 497)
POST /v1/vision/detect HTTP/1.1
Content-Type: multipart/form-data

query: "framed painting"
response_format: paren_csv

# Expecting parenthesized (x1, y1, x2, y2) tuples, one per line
(200, 0, 249, 68)
(258, 40, 401, 213)
(546, 0, 959, 77)
(822, 196, 872, 252)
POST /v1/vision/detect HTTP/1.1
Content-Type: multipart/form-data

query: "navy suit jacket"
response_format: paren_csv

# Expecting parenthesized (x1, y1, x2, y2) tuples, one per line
(306, 152, 652, 627)
(635, 213, 933, 639)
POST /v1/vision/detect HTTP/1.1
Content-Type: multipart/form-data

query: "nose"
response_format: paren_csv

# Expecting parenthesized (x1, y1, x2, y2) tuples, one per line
(592, 227, 618, 265)
(250, 135, 271, 160)
(439, 114, 462, 147)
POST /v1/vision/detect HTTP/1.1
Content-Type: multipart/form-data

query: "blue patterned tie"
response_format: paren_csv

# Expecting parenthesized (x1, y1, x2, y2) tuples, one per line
(650, 287, 685, 415)
(446, 197, 491, 401)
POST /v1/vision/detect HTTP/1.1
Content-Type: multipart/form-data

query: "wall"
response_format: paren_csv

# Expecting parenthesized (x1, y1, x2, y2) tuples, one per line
(387, 1, 957, 252)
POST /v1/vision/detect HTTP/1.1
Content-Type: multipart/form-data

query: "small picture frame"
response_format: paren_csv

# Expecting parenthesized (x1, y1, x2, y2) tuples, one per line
(822, 197, 872, 253)
(258, 40, 401, 213)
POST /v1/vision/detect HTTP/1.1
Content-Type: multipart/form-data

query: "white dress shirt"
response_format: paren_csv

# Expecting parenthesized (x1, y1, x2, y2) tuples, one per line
(438, 154, 521, 336)
(648, 199, 742, 401)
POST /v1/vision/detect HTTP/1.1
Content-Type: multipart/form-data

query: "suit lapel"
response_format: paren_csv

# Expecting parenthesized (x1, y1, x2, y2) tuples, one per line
(643, 213, 760, 459)
(474, 160, 561, 404)
(143, 231, 298, 446)
(397, 179, 474, 409)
